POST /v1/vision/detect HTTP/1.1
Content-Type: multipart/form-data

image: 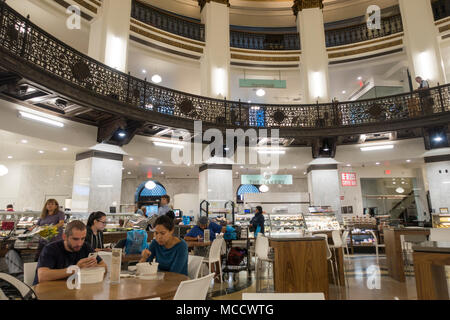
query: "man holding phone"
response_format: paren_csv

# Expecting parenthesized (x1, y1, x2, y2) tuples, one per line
(33, 220, 107, 285)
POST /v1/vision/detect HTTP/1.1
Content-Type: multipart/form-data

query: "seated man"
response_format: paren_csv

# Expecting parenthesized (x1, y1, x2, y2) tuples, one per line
(33, 220, 107, 285)
(184, 216, 226, 257)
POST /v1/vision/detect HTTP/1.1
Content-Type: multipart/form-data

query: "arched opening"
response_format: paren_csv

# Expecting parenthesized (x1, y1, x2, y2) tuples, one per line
(236, 184, 261, 203)
(135, 180, 167, 214)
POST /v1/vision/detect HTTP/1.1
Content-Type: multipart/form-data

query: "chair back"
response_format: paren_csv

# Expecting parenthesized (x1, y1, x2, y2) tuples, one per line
(188, 255, 204, 279)
(242, 292, 325, 300)
(367, 230, 378, 245)
(173, 273, 215, 300)
(209, 238, 224, 261)
(331, 230, 343, 247)
(315, 234, 332, 260)
(23, 262, 38, 287)
(0, 273, 36, 300)
(429, 229, 450, 242)
(341, 230, 349, 246)
(255, 234, 269, 260)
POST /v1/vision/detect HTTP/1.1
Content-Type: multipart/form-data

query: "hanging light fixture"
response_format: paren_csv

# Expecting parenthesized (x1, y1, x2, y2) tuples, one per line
(395, 187, 405, 194)
(259, 184, 269, 193)
(151, 74, 162, 84)
(256, 89, 266, 97)
(145, 181, 156, 190)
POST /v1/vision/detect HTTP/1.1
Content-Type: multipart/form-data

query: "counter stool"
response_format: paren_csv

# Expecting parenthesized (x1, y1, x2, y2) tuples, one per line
(255, 234, 273, 292)
(315, 233, 340, 298)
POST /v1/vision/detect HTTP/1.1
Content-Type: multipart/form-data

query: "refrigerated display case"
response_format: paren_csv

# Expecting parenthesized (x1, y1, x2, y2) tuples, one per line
(432, 214, 450, 229)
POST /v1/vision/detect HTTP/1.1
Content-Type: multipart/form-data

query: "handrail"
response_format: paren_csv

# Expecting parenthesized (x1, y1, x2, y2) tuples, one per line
(0, 2, 449, 131)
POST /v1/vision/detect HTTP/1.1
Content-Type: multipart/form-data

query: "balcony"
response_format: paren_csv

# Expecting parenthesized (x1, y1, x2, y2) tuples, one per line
(0, 2, 449, 140)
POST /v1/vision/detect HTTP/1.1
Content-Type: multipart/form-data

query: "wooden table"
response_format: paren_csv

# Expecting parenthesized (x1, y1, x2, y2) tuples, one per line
(269, 236, 329, 299)
(384, 227, 430, 282)
(185, 241, 211, 248)
(413, 241, 450, 300)
(33, 272, 188, 300)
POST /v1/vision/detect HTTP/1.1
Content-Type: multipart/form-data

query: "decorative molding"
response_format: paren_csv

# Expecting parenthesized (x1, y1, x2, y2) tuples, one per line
(231, 53, 299, 62)
(72, 0, 98, 14)
(53, 0, 94, 21)
(199, 164, 233, 172)
(326, 33, 403, 52)
(130, 25, 204, 54)
(306, 164, 338, 173)
(76, 151, 124, 162)
(329, 48, 403, 65)
(198, 0, 230, 11)
(292, 0, 324, 16)
(439, 24, 450, 34)
(435, 16, 450, 26)
(231, 48, 301, 55)
(328, 39, 403, 59)
(131, 19, 205, 47)
(231, 62, 299, 68)
(130, 35, 201, 60)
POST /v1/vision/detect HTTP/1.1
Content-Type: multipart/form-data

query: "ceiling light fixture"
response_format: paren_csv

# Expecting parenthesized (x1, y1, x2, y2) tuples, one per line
(151, 74, 162, 84)
(256, 89, 266, 97)
(342, 90, 346, 94)
(259, 184, 269, 193)
(118, 132, 126, 138)
(396, 187, 405, 194)
(406, 160, 411, 163)
(21, 139, 28, 144)
(145, 181, 156, 190)
(39, 150, 44, 154)
(433, 136, 443, 142)
(7, 156, 13, 159)
(19, 111, 64, 128)
(62, 147, 68, 151)
(129, 158, 134, 161)
(376, 162, 381, 165)
(360, 145, 394, 152)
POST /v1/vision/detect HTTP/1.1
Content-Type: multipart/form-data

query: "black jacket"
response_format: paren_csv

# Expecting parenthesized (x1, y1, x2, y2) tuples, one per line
(250, 213, 265, 234)
(86, 227, 104, 250)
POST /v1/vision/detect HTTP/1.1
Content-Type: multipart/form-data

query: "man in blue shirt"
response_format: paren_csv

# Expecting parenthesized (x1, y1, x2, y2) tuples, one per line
(184, 216, 226, 242)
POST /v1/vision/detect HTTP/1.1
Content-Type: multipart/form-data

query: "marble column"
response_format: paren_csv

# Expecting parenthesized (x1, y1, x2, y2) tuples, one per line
(88, 0, 132, 72)
(198, 164, 233, 208)
(399, 0, 446, 85)
(71, 151, 123, 213)
(424, 155, 450, 213)
(307, 163, 341, 220)
(198, 0, 231, 99)
(293, 0, 330, 103)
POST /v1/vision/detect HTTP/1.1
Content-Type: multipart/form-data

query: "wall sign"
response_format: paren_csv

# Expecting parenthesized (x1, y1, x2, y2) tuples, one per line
(341, 172, 357, 186)
(241, 175, 293, 185)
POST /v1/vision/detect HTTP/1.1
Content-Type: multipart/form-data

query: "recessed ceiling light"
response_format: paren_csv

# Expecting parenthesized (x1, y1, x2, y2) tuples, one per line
(259, 184, 269, 193)
(129, 158, 134, 161)
(342, 90, 346, 94)
(161, 172, 164, 175)
(293, 166, 297, 169)
(21, 139, 28, 144)
(357, 76, 362, 80)
(360, 145, 394, 151)
(127, 172, 131, 175)
(346, 164, 351, 167)
(433, 136, 443, 142)
(118, 132, 126, 138)
(376, 162, 381, 165)
(7, 156, 13, 159)
(159, 161, 163, 164)
(39, 150, 44, 154)
(406, 160, 411, 163)
(151, 74, 162, 84)
(240, 166, 244, 169)
(157, 168, 161, 170)
(142, 69, 147, 74)
(62, 147, 68, 151)
(19, 111, 64, 128)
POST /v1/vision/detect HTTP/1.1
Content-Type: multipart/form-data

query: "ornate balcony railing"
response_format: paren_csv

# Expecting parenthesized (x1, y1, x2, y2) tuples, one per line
(432, 0, 450, 20)
(230, 29, 300, 51)
(131, 0, 205, 42)
(325, 14, 403, 48)
(0, 2, 449, 132)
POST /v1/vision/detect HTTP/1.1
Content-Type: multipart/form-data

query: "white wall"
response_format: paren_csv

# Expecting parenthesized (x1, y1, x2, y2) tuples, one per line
(425, 161, 450, 213)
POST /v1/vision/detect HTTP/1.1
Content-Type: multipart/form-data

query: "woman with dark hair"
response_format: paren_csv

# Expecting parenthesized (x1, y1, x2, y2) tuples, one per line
(250, 206, 265, 237)
(86, 211, 109, 251)
(139, 215, 188, 276)
(29, 199, 65, 261)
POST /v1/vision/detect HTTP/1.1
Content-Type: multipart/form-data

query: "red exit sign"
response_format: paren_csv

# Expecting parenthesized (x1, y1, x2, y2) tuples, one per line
(341, 172, 357, 187)
(385, 170, 391, 175)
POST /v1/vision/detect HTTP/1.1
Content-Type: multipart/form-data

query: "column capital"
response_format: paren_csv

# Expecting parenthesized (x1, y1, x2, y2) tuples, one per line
(198, 0, 230, 11)
(292, 0, 324, 16)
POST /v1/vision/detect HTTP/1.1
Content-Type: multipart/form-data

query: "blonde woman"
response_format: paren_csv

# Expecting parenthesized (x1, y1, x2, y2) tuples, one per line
(29, 199, 65, 261)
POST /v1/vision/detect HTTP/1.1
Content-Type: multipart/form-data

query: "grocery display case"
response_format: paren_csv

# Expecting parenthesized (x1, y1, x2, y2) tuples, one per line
(432, 213, 450, 229)
(234, 212, 270, 237)
(268, 207, 306, 236)
(303, 206, 340, 232)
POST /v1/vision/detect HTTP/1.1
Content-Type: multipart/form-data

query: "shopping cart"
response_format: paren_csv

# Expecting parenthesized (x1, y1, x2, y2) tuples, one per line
(221, 226, 252, 281)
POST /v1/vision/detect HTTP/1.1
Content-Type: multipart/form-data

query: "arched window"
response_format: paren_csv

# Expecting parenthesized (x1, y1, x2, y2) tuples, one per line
(236, 184, 260, 203)
(135, 180, 167, 203)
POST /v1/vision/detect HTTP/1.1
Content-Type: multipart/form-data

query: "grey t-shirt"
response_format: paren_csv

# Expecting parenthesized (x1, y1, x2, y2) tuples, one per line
(37, 211, 65, 243)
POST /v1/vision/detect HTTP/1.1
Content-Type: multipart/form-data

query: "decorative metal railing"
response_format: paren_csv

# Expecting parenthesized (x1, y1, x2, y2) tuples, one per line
(131, 0, 205, 42)
(432, 0, 450, 20)
(230, 30, 300, 51)
(0, 2, 449, 130)
(325, 14, 403, 48)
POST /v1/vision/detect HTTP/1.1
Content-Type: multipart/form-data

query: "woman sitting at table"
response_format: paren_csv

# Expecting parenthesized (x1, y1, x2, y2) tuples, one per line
(139, 215, 188, 276)
(86, 211, 111, 252)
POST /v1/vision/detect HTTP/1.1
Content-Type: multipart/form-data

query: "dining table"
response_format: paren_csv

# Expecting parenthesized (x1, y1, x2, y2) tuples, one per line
(33, 272, 189, 300)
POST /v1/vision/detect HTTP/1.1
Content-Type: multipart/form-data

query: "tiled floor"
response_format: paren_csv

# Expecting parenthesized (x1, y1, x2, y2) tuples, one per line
(207, 254, 428, 300)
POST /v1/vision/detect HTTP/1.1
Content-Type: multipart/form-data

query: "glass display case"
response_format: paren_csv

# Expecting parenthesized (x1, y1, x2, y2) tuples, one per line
(432, 214, 450, 229)
(303, 207, 341, 232)
(268, 207, 306, 236)
(234, 213, 270, 236)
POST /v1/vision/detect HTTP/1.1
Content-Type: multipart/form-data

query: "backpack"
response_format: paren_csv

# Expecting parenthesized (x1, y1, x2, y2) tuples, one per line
(227, 247, 246, 266)
(125, 230, 148, 255)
